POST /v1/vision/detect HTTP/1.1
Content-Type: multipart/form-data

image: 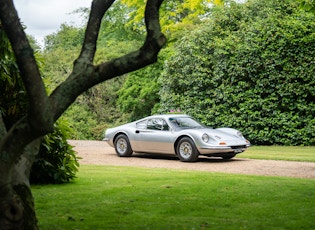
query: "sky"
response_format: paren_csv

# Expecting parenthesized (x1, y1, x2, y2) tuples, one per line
(13, 0, 92, 45)
(12, 0, 248, 47)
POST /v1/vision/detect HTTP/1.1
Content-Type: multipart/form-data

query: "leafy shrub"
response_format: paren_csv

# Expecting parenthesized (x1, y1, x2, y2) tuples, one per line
(117, 47, 173, 122)
(117, 64, 162, 121)
(159, 0, 315, 145)
(63, 103, 98, 140)
(30, 119, 80, 184)
(0, 23, 81, 184)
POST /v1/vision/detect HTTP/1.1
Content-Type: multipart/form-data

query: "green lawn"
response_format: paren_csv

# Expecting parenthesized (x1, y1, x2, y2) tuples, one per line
(239, 146, 315, 162)
(33, 164, 315, 230)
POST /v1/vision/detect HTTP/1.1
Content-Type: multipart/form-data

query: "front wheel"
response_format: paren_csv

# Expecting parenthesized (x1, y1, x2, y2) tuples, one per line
(176, 137, 199, 162)
(114, 134, 133, 157)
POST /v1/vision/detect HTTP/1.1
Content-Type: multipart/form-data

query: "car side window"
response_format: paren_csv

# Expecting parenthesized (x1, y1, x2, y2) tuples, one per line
(136, 120, 147, 129)
(147, 118, 169, 131)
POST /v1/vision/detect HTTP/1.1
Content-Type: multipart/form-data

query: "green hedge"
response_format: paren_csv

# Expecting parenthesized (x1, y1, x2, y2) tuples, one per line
(159, 0, 315, 145)
(30, 119, 80, 184)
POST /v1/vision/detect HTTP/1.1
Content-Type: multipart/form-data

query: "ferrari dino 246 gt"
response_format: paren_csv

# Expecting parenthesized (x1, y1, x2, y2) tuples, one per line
(103, 114, 250, 162)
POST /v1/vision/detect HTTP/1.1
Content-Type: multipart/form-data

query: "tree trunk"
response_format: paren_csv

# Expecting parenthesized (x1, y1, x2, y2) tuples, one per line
(0, 184, 24, 230)
(13, 184, 38, 230)
(0, 184, 38, 230)
(0, 138, 41, 230)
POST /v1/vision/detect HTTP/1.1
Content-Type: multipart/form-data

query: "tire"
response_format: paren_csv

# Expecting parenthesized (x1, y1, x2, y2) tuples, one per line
(176, 137, 199, 162)
(114, 134, 133, 157)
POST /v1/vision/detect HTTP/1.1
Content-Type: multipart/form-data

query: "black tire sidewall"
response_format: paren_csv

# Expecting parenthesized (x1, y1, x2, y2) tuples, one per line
(114, 134, 133, 157)
(176, 137, 199, 162)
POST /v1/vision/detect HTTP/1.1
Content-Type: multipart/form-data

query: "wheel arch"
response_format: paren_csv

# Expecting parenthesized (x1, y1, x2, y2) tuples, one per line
(174, 135, 197, 155)
(113, 131, 130, 145)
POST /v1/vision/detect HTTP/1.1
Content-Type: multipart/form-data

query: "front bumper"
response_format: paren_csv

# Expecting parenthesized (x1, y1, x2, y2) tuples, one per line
(198, 144, 249, 155)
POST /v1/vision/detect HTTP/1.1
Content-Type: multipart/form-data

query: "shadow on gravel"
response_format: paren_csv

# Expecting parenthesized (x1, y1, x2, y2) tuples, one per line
(132, 153, 245, 163)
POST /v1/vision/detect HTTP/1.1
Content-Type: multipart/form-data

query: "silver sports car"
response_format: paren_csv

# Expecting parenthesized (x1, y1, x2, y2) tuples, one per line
(103, 114, 250, 162)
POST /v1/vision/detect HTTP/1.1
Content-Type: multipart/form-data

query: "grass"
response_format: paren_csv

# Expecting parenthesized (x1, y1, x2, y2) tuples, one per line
(33, 165, 315, 230)
(239, 146, 315, 162)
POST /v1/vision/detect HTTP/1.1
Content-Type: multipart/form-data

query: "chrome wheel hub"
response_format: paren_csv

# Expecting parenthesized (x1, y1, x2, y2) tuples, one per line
(117, 139, 127, 154)
(179, 142, 192, 159)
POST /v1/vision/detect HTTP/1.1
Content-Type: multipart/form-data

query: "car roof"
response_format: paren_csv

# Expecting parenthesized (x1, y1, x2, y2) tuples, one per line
(144, 114, 191, 120)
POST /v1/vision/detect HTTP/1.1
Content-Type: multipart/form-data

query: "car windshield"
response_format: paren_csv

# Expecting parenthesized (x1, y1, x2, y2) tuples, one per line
(169, 117, 204, 129)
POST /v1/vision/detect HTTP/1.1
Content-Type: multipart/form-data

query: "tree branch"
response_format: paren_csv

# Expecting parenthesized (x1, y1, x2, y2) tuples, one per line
(97, 0, 166, 76)
(0, 0, 54, 183)
(0, 0, 53, 134)
(76, 0, 115, 64)
(50, 0, 166, 121)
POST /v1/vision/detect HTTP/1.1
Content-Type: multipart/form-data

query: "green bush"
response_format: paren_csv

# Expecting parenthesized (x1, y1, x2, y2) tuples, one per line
(0, 23, 81, 184)
(63, 103, 99, 140)
(30, 119, 80, 184)
(117, 47, 174, 122)
(159, 0, 315, 145)
(117, 64, 162, 121)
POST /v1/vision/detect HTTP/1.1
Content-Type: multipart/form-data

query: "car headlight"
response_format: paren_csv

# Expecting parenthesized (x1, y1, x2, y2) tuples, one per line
(202, 133, 209, 143)
(236, 131, 244, 138)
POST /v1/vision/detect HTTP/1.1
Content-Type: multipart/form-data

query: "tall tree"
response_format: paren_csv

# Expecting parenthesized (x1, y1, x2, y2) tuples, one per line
(122, 0, 226, 41)
(0, 0, 166, 229)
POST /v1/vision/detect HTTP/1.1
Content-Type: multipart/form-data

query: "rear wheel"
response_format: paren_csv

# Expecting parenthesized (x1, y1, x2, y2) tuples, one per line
(114, 134, 133, 157)
(176, 137, 199, 162)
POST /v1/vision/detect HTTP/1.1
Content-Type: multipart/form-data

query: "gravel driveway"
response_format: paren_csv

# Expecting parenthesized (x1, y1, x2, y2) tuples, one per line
(69, 140, 315, 179)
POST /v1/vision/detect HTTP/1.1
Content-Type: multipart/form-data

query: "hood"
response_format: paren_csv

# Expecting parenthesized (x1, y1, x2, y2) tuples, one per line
(199, 128, 239, 140)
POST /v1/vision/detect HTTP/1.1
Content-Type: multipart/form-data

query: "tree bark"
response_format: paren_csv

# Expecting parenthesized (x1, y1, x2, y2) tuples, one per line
(0, 114, 41, 229)
(0, 181, 38, 230)
(0, 0, 166, 229)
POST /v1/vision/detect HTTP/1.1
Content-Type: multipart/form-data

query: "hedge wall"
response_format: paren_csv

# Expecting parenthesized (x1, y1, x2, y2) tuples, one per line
(159, 0, 315, 145)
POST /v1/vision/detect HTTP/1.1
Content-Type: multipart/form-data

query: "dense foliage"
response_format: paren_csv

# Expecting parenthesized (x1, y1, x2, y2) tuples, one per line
(0, 23, 79, 184)
(39, 0, 315, 146)
(0, 23, 28, 128)
(117, 48, 173, 121)
(300, 0, 315, 13)
(42, 2, 144, 139)
(42, 0, 228, 134)
(159, 0, 315, 145)
(30, 120, 79, 184)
